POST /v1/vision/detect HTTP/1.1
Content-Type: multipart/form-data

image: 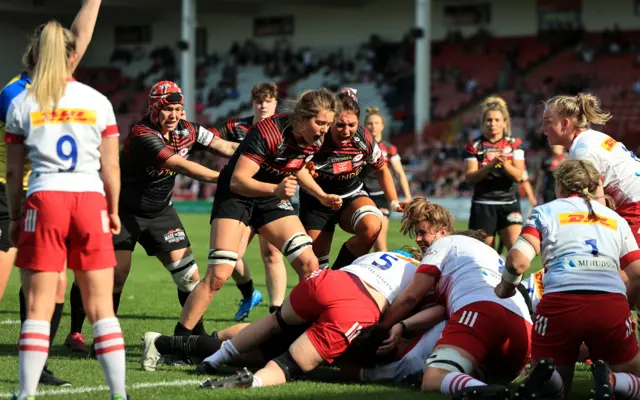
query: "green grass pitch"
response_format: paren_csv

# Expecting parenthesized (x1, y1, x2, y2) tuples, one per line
(0, 215, 596, 399)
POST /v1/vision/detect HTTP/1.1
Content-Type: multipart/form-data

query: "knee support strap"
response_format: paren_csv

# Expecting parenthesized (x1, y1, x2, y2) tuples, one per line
(281, 233, 313, 263)
(272, 351, 305, 382)
(208, 249, 239, 268)
(165, 254, 199, 292)
(350, 205, 383, 231)
(424, 347, 474, 374)
(275, 307, 294, 331)
(318, 255, 330, 270)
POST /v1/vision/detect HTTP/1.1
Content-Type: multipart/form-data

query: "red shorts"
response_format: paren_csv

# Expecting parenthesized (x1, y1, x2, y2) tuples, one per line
(532, 292, 637, 366)
(289, 269, 381, 364)
(16, 191, 116, 272)
(616, 201, 640, 245)
(436, 301, 532, 383)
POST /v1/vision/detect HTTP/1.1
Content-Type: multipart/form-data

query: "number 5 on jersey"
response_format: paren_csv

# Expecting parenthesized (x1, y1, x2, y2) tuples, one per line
(57, 135, 78, 172)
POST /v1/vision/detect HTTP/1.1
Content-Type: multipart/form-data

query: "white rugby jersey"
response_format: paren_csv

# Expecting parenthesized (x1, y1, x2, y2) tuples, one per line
(569, 129, 640, 205)
(342, 251, 418, 304)
(417, 235, 531, 321)
(522, 196, 640, 295)
(520, 269, 544, 313)
(4, 80, 119, 196)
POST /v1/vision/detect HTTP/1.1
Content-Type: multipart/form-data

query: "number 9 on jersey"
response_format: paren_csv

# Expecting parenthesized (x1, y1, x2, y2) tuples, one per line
(57, 135, 78, 172)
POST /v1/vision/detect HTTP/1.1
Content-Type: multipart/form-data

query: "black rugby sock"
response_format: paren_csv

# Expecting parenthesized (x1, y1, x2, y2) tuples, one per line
(155, 334, 223, 359)
(192, 317, 207, 336)
(69, 282, 86, 333)
(50, 302, 64, 347)
(19, 288, 26, 325)
(177, 289, 191, 307)
(331, 243, 357, 270)
(236, 279, 254, 300)
(112, 292, 122, 315)
(174, 322, 192, 336)
(269, 305, 281, 314)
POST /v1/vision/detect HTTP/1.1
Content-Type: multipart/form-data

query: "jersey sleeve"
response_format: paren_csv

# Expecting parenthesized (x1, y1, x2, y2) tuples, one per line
(388, 144, 401, 163)
(130, 124, 175, 165)
(3, 101, 25, 143)
(416, 237, 453, 280)
(619, 219, 640, 270)
(241, 125, 271, 165)
(364, 129, 385, 169)
(521, 205, 546, 241)
(196, 125, 215, 147)
(97, 97, 119, 138)
(464, 140, 479, 162)
(512, 138, 525, 161)
(570, 137, 601, 173)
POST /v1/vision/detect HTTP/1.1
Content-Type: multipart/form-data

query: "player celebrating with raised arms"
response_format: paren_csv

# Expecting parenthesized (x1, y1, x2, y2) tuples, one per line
(301, 89, 402, 270)
(465, 97, 525, 250)
(377, 198, 531, 399)
(542, 93, 640, 243)
(496, 159, 640, 400)
(5, 21, 126, 400)
(174, 88, 342, 336)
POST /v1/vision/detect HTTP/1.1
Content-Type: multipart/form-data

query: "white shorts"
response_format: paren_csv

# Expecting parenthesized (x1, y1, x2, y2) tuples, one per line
(360, 321, 446, 383)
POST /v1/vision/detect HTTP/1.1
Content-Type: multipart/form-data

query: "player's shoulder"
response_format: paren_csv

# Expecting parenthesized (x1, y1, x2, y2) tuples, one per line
(131, 117, 158, 137)
(465, 136, 484, 153)
(255, 113, 285, 134)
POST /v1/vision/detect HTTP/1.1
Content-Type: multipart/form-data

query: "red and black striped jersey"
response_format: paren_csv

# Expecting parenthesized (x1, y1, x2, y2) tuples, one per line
(312, 126, 385, 195)
(209, 115, 253, 143)
(218, 113, 321, 187)
(363, 139, 399, 194)
(120, 116, 215, 216)
(465, 136, 524, 203)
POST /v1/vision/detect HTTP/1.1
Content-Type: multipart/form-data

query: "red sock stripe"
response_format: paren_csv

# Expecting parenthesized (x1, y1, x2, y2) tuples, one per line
(19, 345, 50, 353)
(20, 332, 49, 341)
(457, 376, 473, 391)
(95, 344, 125, 355)
(449, 374, 463, 393)
(632, 374, 640, 398)
(94, 332, 123, 343)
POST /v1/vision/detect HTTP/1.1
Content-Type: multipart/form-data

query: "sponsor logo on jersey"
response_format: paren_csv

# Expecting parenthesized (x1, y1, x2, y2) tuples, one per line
(179, 148, 189, 157)
(601, 137, 618, 152)
(30, 108, 97, 127)
(305, 154, 314, 162)
(286, 158, 304, 169)
(146, 166, 177, 178)
(333, 160, 353, 174)
(353, 153, 363, 162)
(558, 212, 618, 230)
(164, 228, 187, 244)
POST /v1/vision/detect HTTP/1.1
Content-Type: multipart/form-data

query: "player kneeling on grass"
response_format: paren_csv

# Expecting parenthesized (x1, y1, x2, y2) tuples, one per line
(191, 250, 420, 390)
(495, 159, 640, 400)
(376, 198, 532, 399)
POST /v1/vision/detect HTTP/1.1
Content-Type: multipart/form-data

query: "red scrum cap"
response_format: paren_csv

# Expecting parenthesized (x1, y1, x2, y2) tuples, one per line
(148, 80, 184, 124)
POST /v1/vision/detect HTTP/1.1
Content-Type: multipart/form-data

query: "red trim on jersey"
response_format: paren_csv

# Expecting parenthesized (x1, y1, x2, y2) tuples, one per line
(4, 132, 24, 144)
(243, 152, 265, 166)
(101, 124, 119, 137)
(521, 226, 541, 240)
(567, 194, 580, 198)
(156, 147, 175, 163)
(621, 250, 640, 270)
(416, 264, 441, 280)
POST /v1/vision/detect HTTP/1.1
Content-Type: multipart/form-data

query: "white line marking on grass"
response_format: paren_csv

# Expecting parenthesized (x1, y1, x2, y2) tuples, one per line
(0, 319, 20, 325)
(0, 378, 203, 398)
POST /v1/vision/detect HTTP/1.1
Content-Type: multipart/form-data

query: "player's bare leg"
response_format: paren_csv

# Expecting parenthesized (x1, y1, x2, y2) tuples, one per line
(112, 250, 132, 315)
(230, 227, 262, 321)
(0, 247, 16, 301)
(498, 223, 521, 251)
(307, 229, 333, 270)
(373, 215, 390, 252)
(259, 235, 286, 311)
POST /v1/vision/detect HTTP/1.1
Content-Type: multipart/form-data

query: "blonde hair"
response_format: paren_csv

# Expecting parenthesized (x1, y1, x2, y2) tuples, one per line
(365, 106, 385, 125)
(400, 197, 455, 238)
(29, 20, 76, 114)
(545, 92, 613, 129)
(555, 159, 607, 219)
(481, 96, 511, 137)
(291, 88, 340, 126)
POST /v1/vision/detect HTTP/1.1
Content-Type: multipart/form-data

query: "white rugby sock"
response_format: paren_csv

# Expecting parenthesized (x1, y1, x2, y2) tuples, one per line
(614, 372, 640, 399)
(18, 320, 50, 400)
(203, 340, 240, 368)
(93, 318, 127, 398)
(440, 372, 486, 394)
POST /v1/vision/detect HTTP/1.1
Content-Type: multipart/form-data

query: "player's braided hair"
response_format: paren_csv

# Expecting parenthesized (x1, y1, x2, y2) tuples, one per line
(545, 92, 612, 129)
(481, 96, 511, 138)
(400, 198, 455, 238)
(555, 159, 607, 220)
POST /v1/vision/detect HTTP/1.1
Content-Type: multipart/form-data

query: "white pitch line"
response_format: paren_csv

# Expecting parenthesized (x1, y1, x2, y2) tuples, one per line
(0, 320, 20, 325)
(0, 378, 203, 398)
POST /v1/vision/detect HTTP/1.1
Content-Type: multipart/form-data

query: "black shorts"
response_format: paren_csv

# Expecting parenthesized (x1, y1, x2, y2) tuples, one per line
(368, 192, 390, 217)
(0, 184, 26, 252)
(299, 189, 369, 232)
(468, 201, 523, 237)
(113, 205, 190, 256)
(210, 186, 297, 230)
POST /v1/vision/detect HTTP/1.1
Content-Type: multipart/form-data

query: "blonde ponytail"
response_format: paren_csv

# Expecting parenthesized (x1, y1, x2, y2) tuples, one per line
(481, 96, 511, 137)
(29, 20, 76, 114)
(545, 92, 612, 130)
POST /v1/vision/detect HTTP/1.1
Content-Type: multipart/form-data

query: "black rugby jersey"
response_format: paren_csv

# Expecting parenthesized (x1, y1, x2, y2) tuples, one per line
(311, 126, 385, 195)
(120, 117, 215, 216)
(465, 136, 524, 203)
(540, 153, 566, 202)
(210, 115, 253, 143)
(362, 140, 399, 194)
(218, 113, 321, 189)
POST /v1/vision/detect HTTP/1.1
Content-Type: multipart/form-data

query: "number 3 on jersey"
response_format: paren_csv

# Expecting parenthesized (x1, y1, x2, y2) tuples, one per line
(57, 135, 78, 172)
(372, 254, 399, 270)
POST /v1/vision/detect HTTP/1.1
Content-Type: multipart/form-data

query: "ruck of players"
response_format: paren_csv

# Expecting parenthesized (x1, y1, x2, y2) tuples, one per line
(4, 3, 640, 400)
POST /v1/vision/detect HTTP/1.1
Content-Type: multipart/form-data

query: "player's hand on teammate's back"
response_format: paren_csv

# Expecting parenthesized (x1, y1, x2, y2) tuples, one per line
(275, 175, 297, 199)
(109, 212, 121, 235)
(9, 220, 20, 248)
(321, 194, 342, 210)
(494, 281, 517, 299)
